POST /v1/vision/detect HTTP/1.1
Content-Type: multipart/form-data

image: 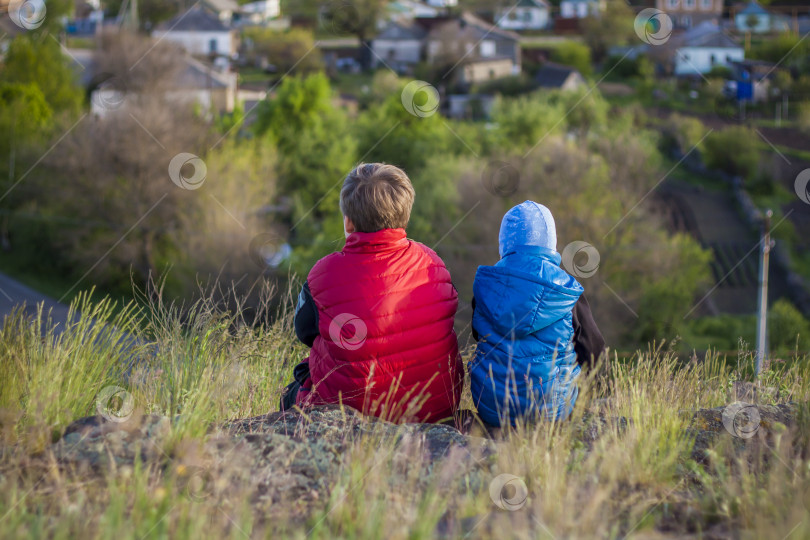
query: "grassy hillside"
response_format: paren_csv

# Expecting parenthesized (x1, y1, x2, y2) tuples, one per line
(1, 290, 808, 539)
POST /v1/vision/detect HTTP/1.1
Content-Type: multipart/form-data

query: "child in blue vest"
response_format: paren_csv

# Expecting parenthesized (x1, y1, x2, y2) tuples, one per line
(470, 201, 605, 426)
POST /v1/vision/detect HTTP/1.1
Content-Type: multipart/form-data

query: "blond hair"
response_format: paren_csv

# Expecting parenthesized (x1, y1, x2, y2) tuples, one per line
(339, 163, 415, 233)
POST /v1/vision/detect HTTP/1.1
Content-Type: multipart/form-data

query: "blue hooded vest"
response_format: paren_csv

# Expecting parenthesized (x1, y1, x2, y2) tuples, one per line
(470, 201, 584, 425)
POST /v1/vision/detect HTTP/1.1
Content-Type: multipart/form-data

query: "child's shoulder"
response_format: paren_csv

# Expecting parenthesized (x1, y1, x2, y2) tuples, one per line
(477, 254, 583, 293)
(407, 238, 444, 263)
(307, 238, 448, 283)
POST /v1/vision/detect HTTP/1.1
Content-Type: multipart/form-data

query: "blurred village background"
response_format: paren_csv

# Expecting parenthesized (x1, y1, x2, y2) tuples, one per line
(1, 0, 810, 356)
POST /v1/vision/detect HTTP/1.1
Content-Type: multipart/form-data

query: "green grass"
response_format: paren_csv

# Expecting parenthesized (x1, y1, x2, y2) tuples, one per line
(769, 143, 810, 163)
(518, 36, 584, 49)
(1, 289, 809, 538)
(331, 72, 375, 98)
(752, 118, 800, 129)
(312, 30, 358, 41)
(237, 67, 274, 86)
(65, 37, 96, 49)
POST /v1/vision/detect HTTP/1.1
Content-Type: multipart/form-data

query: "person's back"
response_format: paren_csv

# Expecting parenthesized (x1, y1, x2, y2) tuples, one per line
(285, 163, 462, 423)
(470, 201, 584, 426)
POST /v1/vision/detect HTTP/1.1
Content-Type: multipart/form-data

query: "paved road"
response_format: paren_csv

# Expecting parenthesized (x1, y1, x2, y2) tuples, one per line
(0, 272, 72, 327)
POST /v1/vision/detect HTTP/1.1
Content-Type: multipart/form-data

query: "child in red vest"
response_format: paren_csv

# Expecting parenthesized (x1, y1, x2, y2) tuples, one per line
(279, 163, 462, 423)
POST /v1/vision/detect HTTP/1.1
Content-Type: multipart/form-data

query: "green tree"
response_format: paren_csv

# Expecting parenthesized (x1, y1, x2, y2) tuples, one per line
(635, 234, 713, 343)
(241, 27, 323, 74)
(749, 32, 810, 73)
(354, 89, 452, 176)
(12, 0, 73, 32)
(0, 83, 53, 145)
(490, 92, 567, 149)
(0, 35, 83, 117)
(553, 87, 608, 136)
(580, 0, 635, 62)
(296, 0, 392, 68)
(406, 155, 464, 245)
(254, 73, 357, 271)
(0, 83, 54, 250)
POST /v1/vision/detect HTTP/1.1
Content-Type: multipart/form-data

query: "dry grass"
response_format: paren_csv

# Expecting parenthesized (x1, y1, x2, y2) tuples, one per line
(0, 288, 808, 539)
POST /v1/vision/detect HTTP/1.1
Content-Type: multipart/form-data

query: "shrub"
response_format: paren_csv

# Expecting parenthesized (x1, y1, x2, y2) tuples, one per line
(702, 127, 760, 180)
(475, 74, 535, 97)
(603, 55, 641, 79)
(552, 86, 608, 135)
(551, 42, 593, 78)
(749, 32, 810, 72)
(706, 65, 733, 80)
(359, 70, 401, 108)
(798, 101, 810, 135)
(603, 56, 654, 88)
(747, 171, 775, 196)
(769, 299, 810, 354)
(660, 113, 706, 154)
(490, 92, 567, 148)
(681, 314, 756, 352)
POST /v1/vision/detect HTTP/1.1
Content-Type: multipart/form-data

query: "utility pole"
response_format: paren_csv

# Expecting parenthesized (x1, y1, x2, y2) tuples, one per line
(755, 209, 773, 377)
(118, 0, 139, 30)
(130, 0, 139, 31)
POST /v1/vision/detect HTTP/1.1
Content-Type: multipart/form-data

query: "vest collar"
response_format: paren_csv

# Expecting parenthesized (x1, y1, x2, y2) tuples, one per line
(344, 228, 408, 253)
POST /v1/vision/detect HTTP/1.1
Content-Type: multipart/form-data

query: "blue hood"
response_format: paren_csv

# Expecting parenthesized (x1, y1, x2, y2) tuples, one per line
(499, 201, 557, 258)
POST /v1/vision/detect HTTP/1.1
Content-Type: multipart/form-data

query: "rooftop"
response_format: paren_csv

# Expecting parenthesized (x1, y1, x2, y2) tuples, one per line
(513, 0, 550, 7)
(429, 12, 520, 42)
(202, 0, 240, 13)
(670, 21, 741, 49)
(535, 62, 582, 87)
(738, 1, 771, 16)
(375, 20, 428, 41)
(156, 6, 230, 32)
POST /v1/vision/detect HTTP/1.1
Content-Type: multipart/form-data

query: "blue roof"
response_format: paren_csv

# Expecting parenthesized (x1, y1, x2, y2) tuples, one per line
(739, 2, 770, 16)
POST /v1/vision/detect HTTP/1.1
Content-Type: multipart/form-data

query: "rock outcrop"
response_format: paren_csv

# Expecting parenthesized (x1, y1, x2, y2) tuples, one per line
(51, 402, 800, 522)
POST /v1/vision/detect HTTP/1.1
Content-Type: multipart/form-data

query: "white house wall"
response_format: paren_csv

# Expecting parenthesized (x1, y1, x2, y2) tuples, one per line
(560, 2, 590, 18)
(674, 46, 744, 75)
(497, 7, 550, 30)
(152, 30, 234, 56)
(371, 40, 422, 67)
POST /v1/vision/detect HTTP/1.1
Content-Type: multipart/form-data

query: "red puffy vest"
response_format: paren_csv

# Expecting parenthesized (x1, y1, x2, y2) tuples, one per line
(296, 228, 462, 423)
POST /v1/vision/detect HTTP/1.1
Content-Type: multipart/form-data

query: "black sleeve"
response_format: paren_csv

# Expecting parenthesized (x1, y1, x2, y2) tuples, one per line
(572, 293, 606, 370)
(471, 295, 480, 341)
(294, 281, 319, 348)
